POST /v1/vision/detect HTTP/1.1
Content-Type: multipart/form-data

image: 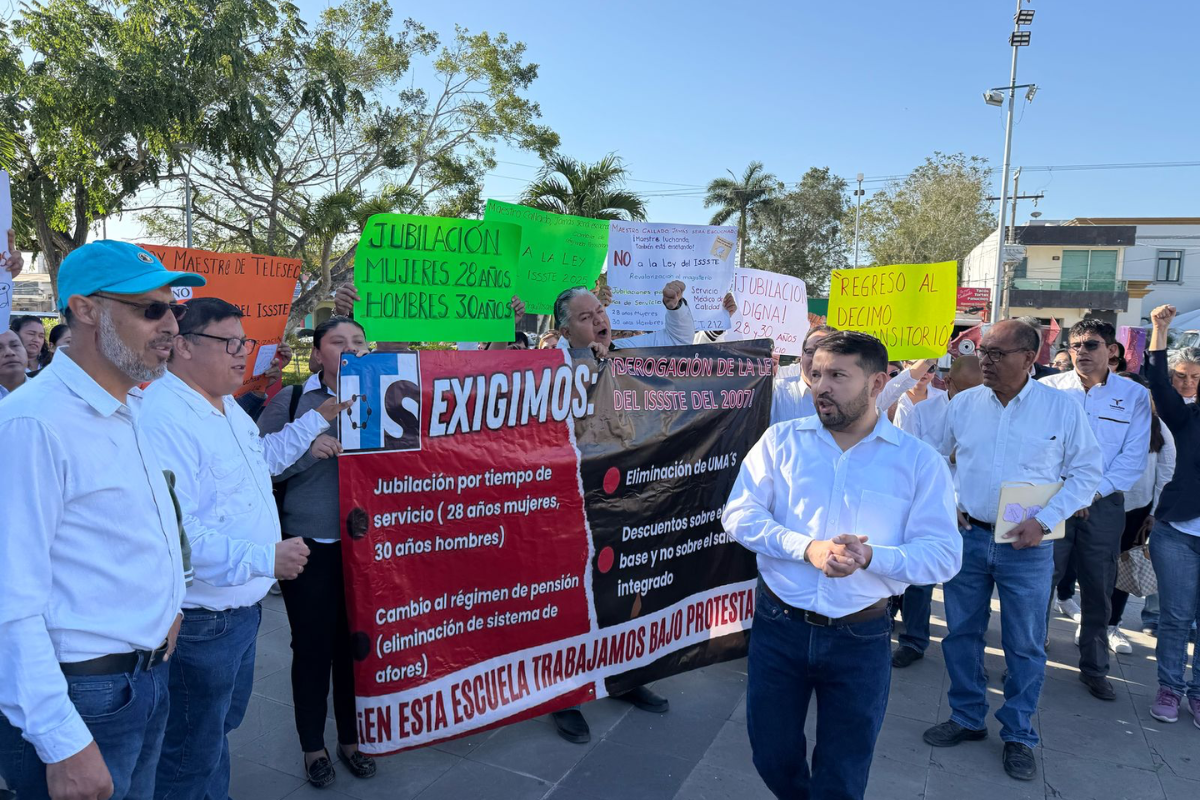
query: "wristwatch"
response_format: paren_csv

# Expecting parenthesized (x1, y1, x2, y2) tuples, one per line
(1035, 518, 1052, 536)
(1094, 491, 1103, 503)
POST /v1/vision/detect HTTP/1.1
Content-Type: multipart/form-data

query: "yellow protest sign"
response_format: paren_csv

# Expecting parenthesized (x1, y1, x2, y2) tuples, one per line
(828, 261, 957, 359)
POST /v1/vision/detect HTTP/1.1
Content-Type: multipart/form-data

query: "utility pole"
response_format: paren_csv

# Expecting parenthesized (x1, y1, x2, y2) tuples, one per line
(990, 0, 1033, 322)
(1009, 167, 1022, 245)
(184, 165, 194, 249)
(853, 173, 865, 267)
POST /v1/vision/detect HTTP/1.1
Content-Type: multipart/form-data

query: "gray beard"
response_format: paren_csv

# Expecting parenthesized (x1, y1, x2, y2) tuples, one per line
(98, 306, 165, 383)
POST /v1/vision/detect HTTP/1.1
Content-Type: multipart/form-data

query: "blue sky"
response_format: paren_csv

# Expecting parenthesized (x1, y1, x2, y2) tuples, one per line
(292, 0, 1197, 226)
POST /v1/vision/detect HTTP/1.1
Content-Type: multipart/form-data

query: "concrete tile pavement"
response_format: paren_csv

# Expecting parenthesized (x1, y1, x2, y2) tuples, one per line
(224, 589, 1200, 799)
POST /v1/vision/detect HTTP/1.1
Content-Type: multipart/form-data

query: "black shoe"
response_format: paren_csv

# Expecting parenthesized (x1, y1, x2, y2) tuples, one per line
(304, 751, 336, 788)
(923, 720, 988, 747)
(1002, 742, 1037, 781)
(337, 747, 377, 779)
(552, 709, 591, 743)
(1080, 673, 1116, 701)
(891, 647, 924, 668)
(614, 685, 669, 713)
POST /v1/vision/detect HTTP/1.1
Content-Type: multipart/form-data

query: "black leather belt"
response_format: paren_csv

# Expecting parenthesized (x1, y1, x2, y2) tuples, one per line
(759, 580, 888, 627)
(60, 642, 170, 676)
(967, 516, 995, 531)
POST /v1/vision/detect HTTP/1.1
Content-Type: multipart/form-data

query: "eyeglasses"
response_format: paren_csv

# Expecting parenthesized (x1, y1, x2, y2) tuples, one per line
(186, 332, 258, 355)
(93, 293, 188, 322)
(977, 346, 1032, 363)
(1067, 340, 1104, 352)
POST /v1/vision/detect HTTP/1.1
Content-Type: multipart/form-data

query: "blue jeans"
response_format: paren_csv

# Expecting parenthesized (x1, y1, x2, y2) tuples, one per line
(1142, 593, 1160, 628)
(942, 525, 1053, 747)
(1149, 522, 1200, 699)
(747, 585, 892, 800)
(154, 604, 261, 800)
(0, 660, 171, 799)
(898, 584, 934, 653)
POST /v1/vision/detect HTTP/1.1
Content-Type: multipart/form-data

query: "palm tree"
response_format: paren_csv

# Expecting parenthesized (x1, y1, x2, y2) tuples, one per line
(704, 162, 782, 269)
(521, 154, 646, 220)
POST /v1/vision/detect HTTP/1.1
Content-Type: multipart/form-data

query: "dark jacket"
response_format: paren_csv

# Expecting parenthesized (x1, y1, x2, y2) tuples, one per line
(1146, 349, 1200, 524)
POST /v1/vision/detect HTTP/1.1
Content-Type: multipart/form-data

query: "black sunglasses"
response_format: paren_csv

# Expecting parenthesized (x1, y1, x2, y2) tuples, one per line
(1067, 340, 1104, 352)
(93, 293, 187, 322)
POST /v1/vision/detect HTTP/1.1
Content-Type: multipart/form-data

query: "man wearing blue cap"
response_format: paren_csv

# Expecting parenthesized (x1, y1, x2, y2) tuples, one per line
(0, 241, 205, 800)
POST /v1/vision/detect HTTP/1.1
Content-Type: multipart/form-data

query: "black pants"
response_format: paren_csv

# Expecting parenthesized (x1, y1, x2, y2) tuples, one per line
(279, 537, 358, 752)
(1050, 492, 1125, 678)
(1056, 562, 1078, 602)
(1110, 504, 1152, 626)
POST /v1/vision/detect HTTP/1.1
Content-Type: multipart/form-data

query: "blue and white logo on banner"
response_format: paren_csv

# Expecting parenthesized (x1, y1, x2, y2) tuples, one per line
(337, 352, 422, 453)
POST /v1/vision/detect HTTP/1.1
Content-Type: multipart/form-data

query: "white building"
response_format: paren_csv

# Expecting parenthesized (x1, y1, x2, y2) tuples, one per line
(961, 220, 1145, 348)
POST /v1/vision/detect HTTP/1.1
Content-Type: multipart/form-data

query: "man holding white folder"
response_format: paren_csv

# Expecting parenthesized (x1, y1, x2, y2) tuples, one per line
(923, 319, 1103, 782)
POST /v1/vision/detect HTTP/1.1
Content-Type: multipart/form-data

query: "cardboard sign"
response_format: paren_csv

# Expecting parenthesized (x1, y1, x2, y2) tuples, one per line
(483, 200, 609, 317)
(605, 221, 737, 332)
(335, 342, 770, 753)
(353, 214, 521, 343)
(828, 261, 957, 359)
(727, 268, 809, 355)
(138, 244, 302, 396)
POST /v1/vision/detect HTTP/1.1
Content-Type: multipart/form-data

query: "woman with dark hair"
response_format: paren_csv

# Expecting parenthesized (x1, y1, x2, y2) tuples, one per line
(48, 323, 71, 354)
(1107, 372, 1175, 652)
(258, 316, 377, 787)
(9, 315, 49, 373)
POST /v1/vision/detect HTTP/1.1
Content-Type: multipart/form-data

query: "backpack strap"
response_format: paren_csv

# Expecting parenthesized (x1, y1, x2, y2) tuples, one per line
(287, 383, 303, 423)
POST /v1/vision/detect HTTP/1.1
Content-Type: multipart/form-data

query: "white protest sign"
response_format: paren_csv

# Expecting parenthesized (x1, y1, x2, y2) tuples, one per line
(252, 344, 278, 377)
(605, 221, 737, 331)
(727, 268, 809, 356)
(0, 170, 11, 329)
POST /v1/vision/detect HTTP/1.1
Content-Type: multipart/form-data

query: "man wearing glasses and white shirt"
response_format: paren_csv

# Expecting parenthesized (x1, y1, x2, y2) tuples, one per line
(140, 298, 348, 799)
(923, 319, 1102, 782)
(0, 241, 201, 800)
(1039, 319, 1150, 700)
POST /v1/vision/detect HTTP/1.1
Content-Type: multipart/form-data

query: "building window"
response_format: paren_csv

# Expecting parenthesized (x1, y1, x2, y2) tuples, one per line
(1156, 250, 1183, 282)
(1061, 249, 1118, 291)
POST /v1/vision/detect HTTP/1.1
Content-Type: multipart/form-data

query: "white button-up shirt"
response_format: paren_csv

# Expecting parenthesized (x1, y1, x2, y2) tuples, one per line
(943, 378, 1103, 530)
(0, 353, 185, 763)
(140, 370, 328, 611)
(723, 415, 962, 617)
(771, 369, 917, 425)
(1039, 370, 1151, 498)
(896, 390, 950, 449)
(1124, 425, 1174, 512)
(892, 386, 947, 431)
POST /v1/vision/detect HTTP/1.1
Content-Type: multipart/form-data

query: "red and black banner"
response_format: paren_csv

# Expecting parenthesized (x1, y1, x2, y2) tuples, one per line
(337, 340, 772, 754)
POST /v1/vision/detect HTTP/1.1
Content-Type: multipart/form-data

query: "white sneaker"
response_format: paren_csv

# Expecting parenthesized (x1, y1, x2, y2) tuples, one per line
(1055, 597, 1083, 622)
(1074, 624, 1081, 646)
(1108, 625, 1132, 654)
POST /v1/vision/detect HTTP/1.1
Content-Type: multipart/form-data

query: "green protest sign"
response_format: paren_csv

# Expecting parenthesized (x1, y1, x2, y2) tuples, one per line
(353, 214, 522, 342)
(483, 200, 610, 316)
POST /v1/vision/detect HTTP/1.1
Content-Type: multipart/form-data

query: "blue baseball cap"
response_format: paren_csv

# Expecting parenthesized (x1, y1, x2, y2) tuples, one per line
(56, 240, 206, 311)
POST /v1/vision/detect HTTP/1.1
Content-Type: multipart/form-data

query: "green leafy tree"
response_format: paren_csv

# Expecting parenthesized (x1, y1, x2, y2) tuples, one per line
(4, 0, 323, 291)
(858, 152, 996, 269)
(140, 1, 559, 328)
(520, 154, 646, 221)
(747, 166, 848, 291)
(704, 161, 782, 269)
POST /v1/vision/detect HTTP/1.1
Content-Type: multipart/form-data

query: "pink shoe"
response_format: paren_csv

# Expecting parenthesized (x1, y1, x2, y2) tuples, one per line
(1188, 697, 1200, 730)
(1150, 687, 1179, 723)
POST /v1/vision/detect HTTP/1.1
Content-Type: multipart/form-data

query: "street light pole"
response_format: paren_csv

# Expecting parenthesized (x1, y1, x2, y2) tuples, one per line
(990, 0, 1031, 322)
(853, 173, 865, 268)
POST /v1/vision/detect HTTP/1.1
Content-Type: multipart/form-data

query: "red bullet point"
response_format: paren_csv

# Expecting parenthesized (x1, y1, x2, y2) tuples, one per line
(603, 467, 620, 494)
(597, 546, 615, 574)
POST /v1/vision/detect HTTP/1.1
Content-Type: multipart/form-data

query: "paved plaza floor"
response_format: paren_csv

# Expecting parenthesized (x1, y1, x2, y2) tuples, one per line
(221, 589, 1199, 800)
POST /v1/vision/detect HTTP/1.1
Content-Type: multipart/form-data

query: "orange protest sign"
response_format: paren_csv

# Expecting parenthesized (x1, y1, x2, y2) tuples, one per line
(139, 244, 303, 396)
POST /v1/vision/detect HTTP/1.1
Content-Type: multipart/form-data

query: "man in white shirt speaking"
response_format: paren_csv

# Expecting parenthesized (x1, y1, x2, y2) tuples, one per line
(924, 319, 1102, 782)
(0, 241, 202, 800)
(1039, 319, 1150, 700)
(723, 331, 961, 800)
(140, 297, 348, 800)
